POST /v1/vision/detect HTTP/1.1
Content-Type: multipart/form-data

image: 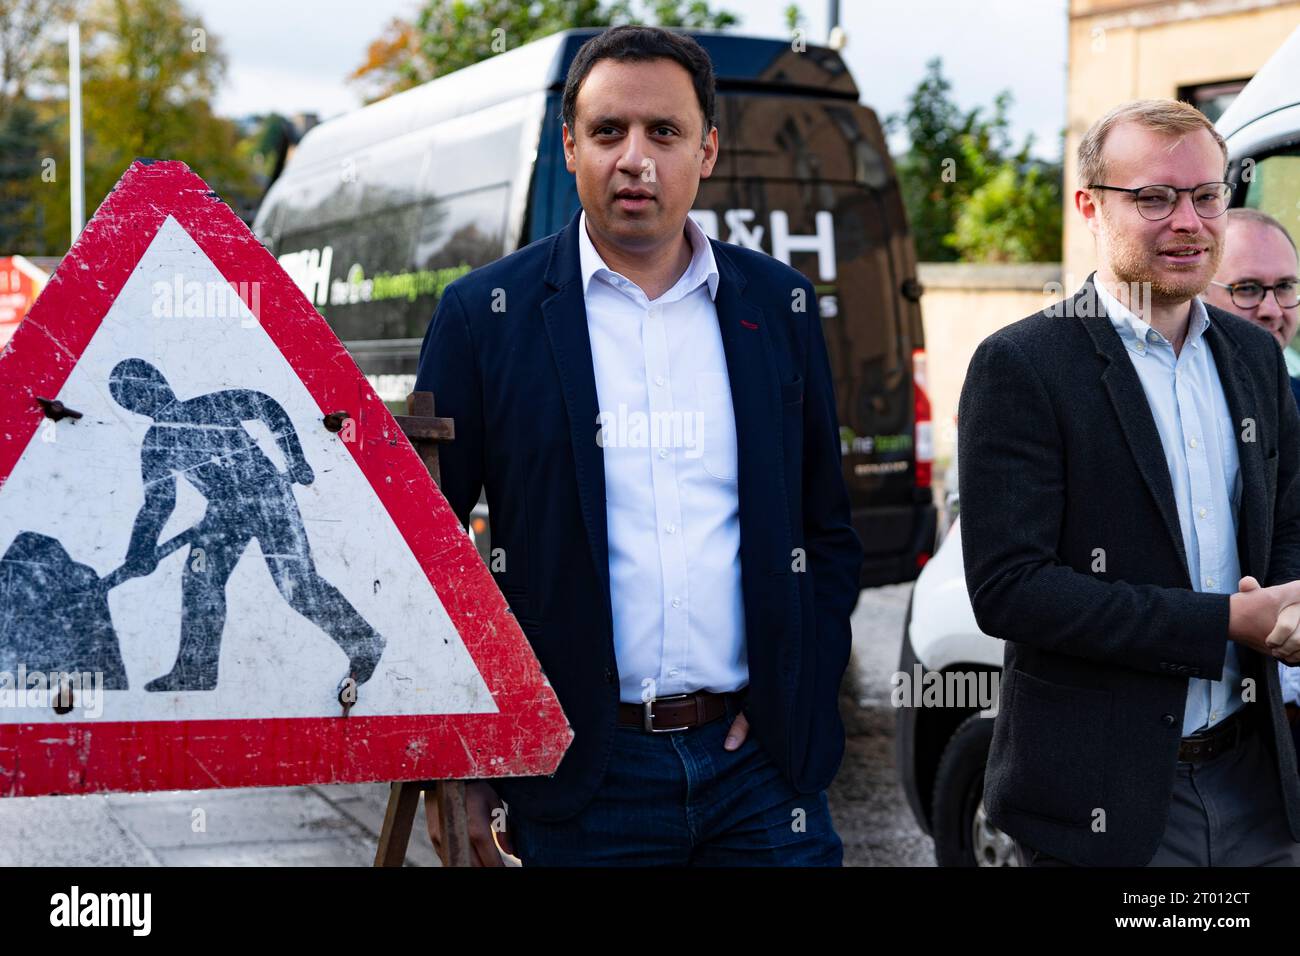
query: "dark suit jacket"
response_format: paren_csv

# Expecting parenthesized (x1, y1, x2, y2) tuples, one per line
(958, 275, 1300, 866)
(415, 209, 864, 822)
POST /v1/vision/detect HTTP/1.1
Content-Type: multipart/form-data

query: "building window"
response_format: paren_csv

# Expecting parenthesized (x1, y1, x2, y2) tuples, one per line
(1178, 79, 1250, 124)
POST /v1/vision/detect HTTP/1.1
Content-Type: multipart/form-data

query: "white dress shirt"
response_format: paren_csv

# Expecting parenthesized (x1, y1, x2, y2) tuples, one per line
(578, 209, 747, 704)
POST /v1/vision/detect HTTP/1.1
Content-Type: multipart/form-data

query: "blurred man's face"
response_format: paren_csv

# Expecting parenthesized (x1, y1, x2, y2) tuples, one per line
(563, 57, 717, 252)
(1080, 122, 1227, 304)
(1203, 219, 1300, 349)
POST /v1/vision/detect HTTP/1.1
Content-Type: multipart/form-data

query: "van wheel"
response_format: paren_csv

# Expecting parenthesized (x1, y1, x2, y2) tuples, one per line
(931, 713, 1018, 866)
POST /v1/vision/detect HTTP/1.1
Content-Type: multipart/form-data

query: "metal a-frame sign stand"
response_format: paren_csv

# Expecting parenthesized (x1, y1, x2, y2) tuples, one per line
(375, 391, 474, 868)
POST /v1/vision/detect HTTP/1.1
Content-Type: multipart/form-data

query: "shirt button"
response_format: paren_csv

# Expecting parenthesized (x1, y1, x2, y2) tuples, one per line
(1135, 343, 1146, 353)
(1189, 437, 1198, 449)
(655, 375, 665, 387)
(665, 523, 676, 534)
(671, 597, 682, 608)
(669, 668, 680, 677)
(1148, 330, 1158, 341)
(1198, 507, 1208, 519)
(1205, 577, 1216, 588)
(658, 448, 669, 459)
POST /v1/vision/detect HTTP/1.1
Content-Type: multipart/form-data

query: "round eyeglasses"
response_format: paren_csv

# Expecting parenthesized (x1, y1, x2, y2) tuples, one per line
(1087, 182, 1234, 221)
(1209, 279, 1300, 310)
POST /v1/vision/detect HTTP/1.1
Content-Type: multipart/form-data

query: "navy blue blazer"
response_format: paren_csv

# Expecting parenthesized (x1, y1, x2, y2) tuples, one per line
(414, 209, 865, 822)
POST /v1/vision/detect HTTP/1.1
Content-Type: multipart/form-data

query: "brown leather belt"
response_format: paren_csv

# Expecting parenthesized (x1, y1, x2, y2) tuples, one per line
(1178, 706, 1254, 763)
(618, 689, 746, 733)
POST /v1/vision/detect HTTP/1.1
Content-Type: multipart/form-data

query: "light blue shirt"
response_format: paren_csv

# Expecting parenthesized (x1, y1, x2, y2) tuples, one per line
(1097, 282, 1244, 734)
(1284, 661, 1300, 706)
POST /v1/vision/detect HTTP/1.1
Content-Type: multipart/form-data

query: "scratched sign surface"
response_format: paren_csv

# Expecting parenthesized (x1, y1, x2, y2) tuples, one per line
(0, 160, 571, 796)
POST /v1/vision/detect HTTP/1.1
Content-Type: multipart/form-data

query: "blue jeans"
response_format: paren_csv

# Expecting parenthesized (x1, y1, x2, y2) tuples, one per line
(508, 694, 843, 866)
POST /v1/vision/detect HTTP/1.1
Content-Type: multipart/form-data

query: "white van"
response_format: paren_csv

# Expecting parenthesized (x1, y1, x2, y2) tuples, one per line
(1218, 26, 1300, 232)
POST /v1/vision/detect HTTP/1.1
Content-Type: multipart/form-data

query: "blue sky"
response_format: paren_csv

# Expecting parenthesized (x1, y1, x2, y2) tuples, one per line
(194, 0, 1068, 161)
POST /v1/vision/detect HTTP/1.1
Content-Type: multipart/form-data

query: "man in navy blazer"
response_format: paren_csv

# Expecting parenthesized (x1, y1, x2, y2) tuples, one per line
(415, 26, 863, 866)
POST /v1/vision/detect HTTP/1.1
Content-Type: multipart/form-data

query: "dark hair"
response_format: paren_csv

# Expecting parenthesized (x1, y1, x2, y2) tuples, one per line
(561, 26, 716, 142)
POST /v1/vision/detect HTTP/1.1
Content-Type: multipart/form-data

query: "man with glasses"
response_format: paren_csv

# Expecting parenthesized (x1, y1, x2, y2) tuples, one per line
(1204, 208, 1300, 768)
(959, 99, 1300, 866)
(1205, 208, 1300, 406)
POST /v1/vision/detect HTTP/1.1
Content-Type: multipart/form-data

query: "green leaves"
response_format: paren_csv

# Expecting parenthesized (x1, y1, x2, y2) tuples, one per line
(349, 0, 741, 104)
(888, 58, 1063, 264)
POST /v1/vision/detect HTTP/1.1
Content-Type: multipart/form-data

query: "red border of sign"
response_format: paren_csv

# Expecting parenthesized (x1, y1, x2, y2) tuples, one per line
(0, 161, 572, 796)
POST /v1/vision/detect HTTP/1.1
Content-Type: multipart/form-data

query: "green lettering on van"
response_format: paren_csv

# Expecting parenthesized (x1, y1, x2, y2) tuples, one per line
(873, 433, 913, 453)
(366, 263, 472, 303)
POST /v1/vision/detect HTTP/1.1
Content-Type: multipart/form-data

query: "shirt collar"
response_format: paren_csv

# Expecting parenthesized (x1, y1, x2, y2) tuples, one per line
(1095, 278, 1211, 353)
(578, 208, 720, 301)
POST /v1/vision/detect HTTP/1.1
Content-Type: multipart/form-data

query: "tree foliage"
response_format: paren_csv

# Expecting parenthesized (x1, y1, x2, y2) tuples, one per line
(1, 0, 262, 254)
(0, 0, 73, 250)
(948, 135, 1062, 263)
(888, 58, 1062, 263)
(349, 0, 740, 104)
(73, 0, 256, 228)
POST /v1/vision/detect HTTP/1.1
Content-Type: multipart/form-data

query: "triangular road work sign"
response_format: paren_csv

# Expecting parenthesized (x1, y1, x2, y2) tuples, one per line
(0, 160, 571, 796)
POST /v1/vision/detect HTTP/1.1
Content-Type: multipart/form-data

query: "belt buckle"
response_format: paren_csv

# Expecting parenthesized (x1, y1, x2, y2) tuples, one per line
(1181, 711, 1242, 762)
(644, 693, 692, 733)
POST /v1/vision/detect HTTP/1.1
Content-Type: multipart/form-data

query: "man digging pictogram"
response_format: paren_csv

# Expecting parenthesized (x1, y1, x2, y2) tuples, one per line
(109, 358, 385, 692)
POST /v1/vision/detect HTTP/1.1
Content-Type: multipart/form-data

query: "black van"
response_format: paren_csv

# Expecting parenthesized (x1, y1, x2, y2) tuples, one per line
(252, 28, 935, 588)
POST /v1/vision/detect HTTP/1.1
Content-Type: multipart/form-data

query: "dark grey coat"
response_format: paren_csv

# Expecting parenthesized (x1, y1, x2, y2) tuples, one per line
(958, 275, 1300, 866)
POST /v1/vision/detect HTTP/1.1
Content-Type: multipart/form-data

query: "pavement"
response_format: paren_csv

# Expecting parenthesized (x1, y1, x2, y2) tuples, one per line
(0, 781, 440, 867)
(832, 581, 936, 866)
(0, 582, 933, 866)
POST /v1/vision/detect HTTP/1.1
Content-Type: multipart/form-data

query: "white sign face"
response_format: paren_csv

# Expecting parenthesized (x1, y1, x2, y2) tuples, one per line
(0, 216, 496, 723)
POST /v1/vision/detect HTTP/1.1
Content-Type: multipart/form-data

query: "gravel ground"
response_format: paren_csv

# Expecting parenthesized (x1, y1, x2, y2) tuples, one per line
(830, 582, 936, 866)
